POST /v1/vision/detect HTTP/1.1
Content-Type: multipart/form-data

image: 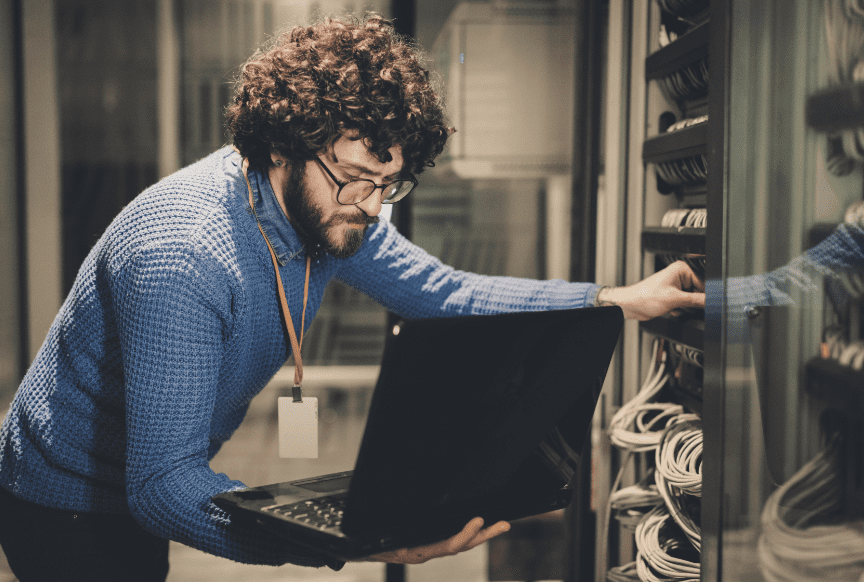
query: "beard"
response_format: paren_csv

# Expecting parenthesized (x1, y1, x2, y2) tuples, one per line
(282, 163, 379, 259)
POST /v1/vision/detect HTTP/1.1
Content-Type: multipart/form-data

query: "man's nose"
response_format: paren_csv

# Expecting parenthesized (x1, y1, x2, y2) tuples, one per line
(354, 189, 383, 217)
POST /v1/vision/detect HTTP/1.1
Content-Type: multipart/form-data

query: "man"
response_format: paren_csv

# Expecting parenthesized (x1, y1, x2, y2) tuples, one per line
(0, 14, 704, 581)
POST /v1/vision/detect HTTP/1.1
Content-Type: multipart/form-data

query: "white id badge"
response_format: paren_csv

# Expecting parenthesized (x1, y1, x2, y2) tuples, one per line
(278, 397, 318, 458)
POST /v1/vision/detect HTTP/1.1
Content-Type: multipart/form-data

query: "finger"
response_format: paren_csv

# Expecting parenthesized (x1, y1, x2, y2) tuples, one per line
(674, 260, 705, 292)
(464, 521, 510, 551)
(445, 517, 486, 554)
(366, 549, 399, 563)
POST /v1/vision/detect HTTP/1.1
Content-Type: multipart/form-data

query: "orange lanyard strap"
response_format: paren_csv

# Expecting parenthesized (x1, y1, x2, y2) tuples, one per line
(242, 158, 311, 400)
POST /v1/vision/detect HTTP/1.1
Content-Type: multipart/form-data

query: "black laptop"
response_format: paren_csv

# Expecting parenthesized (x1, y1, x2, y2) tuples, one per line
(212, 306, 623, 561)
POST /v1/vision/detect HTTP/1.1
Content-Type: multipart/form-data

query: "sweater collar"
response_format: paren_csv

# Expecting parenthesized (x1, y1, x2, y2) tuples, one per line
(242, 160, 307, 266)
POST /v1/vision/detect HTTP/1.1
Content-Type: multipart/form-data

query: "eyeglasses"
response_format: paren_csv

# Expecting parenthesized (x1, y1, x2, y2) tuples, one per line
(314, 156, 418, 206)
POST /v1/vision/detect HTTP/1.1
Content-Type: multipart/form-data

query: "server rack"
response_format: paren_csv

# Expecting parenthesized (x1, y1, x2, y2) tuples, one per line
(594, 1, 710, 579)
(596, 1, 864, 581)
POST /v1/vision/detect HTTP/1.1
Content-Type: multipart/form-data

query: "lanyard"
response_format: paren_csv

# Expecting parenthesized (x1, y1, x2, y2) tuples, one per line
(241, 158, 311, 401)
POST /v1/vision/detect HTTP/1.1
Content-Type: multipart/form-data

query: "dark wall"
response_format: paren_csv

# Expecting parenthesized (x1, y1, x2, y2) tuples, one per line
(57, 0, 159, 293)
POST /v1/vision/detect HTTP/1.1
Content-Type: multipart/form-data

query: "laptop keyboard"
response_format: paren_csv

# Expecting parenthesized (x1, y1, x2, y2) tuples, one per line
(263, 496, 346, 531)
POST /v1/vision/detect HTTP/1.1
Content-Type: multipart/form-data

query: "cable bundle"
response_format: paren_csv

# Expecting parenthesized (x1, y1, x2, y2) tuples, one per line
(823, 0, 864, 175)
(834, 338, 864, 370)
(609, 342, 683, 453)
(607, 561, 641, 582)
(657, 56, 709, 103)
(666, 115, 708, 132)
(653, 118, 709, 189)
(824, 0, 864, 86)
(758, 440, 864, 582)
(603, 341, 674, 576)
(604, 340, 705, 581)
(658, 209, 707, 276)
(655, 417, 702, 497)
(655, 154, 708, 188)
(822, 324, 864, 370)
(655, 415, 703, 552)
(611, 471, 665, 530)
(671, 343, 703, 368)
(660, 208, 706, 229)
(635, 506, 701, 582)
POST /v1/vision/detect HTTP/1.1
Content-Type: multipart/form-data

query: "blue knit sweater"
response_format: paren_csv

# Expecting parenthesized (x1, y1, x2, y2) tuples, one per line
(0, 147, 601, 566)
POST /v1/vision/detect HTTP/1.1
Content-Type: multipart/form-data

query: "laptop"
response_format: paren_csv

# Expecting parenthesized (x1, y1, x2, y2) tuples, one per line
(212, 306, 623, 561)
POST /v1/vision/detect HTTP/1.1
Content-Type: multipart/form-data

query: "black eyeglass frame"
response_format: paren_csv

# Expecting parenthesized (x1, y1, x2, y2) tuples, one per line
(313, 156, 418, 206)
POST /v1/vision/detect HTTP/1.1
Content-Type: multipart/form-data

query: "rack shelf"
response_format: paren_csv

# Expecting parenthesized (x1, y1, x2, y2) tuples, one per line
(640, 314, 704, 352)
(806, 83, 864, 133)
(642, 123, 708, 164)
(675, 190, 708, 205)
(642, 227, 706, 255)
(805, 357, 864, 419)
(645, 20, 710, 81)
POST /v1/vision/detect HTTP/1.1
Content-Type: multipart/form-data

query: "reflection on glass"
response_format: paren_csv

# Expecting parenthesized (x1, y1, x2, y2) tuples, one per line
(758, 433, 864, 582)
(720, 1, 864, 579)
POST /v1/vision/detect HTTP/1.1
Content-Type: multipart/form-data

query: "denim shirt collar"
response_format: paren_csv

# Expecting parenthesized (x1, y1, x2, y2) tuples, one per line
(243, 163, 306, 266)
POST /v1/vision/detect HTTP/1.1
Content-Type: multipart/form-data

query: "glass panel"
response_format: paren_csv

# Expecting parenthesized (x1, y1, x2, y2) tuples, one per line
(721, 1, 864, 579)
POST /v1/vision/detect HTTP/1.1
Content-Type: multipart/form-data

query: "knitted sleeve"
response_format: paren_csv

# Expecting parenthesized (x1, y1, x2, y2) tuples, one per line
(335, 220, 603, 318)
(110, 240, 330, 567)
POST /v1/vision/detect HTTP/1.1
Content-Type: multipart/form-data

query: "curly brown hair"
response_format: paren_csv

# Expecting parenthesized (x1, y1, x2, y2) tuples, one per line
(225, 14, 451, 174)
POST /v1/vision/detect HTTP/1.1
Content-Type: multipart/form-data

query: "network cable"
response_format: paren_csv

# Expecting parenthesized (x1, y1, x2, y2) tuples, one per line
(758, 438, 864, 582)
(635, 505, 701, 582)
(655, 415, 702, 552)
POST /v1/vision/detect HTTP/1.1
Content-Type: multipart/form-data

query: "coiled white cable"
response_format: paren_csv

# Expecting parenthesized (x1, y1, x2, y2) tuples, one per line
(609, 340, 684, 453)
(611, 470, 665, 532)
(655, 415, 703, 552)
(821, 325, 864, 371)
(610, 404, 686, 452)
(656, 415, 703, 496)
(603, 341, 666, 579)
(607, 561, 641, 582)
(611, 480, 664, 512)
(634, 505, 701, 582)
(758, 440, 864, 582)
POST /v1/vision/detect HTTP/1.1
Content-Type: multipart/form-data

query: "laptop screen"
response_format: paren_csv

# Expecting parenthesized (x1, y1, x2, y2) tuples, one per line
(342, 307, 623, 534)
